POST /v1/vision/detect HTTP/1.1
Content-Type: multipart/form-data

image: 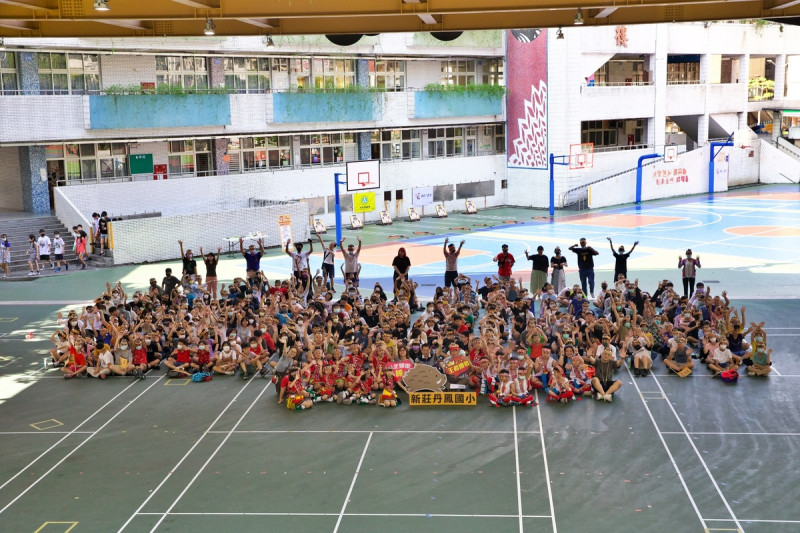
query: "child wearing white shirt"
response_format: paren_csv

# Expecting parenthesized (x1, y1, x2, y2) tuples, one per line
(52, 231, 65, 272)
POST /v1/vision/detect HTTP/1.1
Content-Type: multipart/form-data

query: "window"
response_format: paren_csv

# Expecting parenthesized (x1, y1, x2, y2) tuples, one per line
(371, 129, 421, 160)
(229, 135, 292, 171)
(168, 139, 197, 176)
(156, 55, 208, 90)
(223, 56, 271, 93)
(290, 58, 311, 89)
(428, 127, 464, 157)
(37, 52, 100, 95)
(482, 59, 504, 86)
(299, 133, 356, 166)
(313, 58, 356, 90)
(47, 142, 127, 182)
(581, 120, 617, 147)
(368, 60, 406, 91)
(667, 62, 700, 84)
(441, 60, 476, 86)
(1, 52, 17, 95)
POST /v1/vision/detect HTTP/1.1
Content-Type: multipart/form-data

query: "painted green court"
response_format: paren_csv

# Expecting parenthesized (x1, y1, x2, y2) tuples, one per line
(1, 186, 799, 533)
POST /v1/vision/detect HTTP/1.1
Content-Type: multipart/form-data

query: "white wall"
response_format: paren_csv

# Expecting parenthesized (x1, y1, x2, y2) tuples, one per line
(100, 55, 156, 87)
(53, 188, 91, 237)
(110, 202, 310, 265)
(0, 147, 23, 211)
(727, 141, 760, 187)
(759, 140, 800, 184)
(587, 145, 730, 208)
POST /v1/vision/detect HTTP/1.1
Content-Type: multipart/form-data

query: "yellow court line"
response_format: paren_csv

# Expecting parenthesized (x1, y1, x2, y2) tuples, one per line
(33, 522, 79, 533)
(30, 419, 64, 431)
(164, 378, 191, 386)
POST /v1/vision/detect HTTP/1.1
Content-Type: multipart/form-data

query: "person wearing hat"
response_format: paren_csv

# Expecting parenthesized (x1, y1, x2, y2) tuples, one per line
(550, 247, 568, 294)
(525, 245, 549, 294)
(493, 244, 515, 281)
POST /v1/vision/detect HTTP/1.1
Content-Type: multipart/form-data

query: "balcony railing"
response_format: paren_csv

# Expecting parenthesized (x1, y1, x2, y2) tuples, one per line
(583, 81, 653, 87)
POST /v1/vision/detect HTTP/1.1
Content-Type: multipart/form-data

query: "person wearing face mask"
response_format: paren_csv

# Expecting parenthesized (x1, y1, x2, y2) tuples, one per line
(748, 344, 772, 377)
(607, 237, 638, 284)
(549, 248, 568, 294)
(630, 338, 652, 377)
(178, 240, 198, 279)
(665, 336, 694, 375)
(213, 341, 239, 376)
(164, 339, 193, 377)
(109, 335, 143, 378)
(678, 249, 701, 298)
(708, 340, 739, 377)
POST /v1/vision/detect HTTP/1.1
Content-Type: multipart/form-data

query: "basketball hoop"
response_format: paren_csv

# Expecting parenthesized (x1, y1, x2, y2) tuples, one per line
(569, 143, 594, 169)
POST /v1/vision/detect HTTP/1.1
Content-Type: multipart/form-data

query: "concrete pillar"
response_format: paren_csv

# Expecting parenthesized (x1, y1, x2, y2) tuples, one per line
(354, 59, 373, 160)
(19, 146, 50, 214)
(773, 54, 786, 101)
(208, 56, 225, 88)
(697, 114, 709, 146)
(18, 51, 40, 95)
(738, 54, 750, 130)
(214, 138, 229, 175)
(652, 26, 668, 150)
(699, 53, 711, 84)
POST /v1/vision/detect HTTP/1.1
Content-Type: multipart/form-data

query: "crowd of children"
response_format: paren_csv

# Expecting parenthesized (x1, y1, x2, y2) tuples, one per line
(50, 236, 772, 411)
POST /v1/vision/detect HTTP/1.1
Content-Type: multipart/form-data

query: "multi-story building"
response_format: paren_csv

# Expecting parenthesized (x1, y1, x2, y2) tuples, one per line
(0, 23, 798, 231)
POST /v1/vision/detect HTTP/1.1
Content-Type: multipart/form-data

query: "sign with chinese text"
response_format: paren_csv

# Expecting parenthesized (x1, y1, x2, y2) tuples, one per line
(444, 355, 471, 378)
(278, 214, 292, 247)
(386, 360, 414, 380)
(409, 392, 477, 407)
(353, 192, 376, 213)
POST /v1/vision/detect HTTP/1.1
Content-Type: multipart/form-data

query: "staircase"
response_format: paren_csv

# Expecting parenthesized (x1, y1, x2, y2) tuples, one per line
(0, 215, 113, 278)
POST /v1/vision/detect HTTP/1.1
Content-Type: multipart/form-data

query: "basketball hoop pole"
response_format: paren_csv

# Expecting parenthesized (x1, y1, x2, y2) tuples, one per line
(709, 132, 734, 196)
(636, 153, 661, 204)
(549, 153, 570, 217)
(334, 172, 346, 245)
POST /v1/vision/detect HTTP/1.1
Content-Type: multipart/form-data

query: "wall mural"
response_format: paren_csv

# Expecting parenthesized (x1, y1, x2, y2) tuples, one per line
(506, 28, 548, 169)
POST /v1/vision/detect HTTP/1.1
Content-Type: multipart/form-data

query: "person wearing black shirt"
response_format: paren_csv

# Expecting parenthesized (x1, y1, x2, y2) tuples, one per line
(550, 247, 568, 293)
(178, 240, 198, 278)
(607, 237, 638, 285)
(568, 237, 600, 298)
(525, 245, 549, 294)
(200, 246, 221, 300)
(98, 211, 110, 256)
(391, 247, 411, 295)
(162, 267, 181, 298)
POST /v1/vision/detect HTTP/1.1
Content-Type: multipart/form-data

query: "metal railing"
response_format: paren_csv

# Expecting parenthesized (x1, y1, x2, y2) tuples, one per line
(593, 143, 653, 153)
(560, 154, 665, 208)
(666, 79, 702, 85)
(582, 81, 653, 87)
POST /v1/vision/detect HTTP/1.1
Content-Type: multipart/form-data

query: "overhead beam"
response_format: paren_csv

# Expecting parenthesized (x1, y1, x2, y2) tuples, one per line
(594, 7, 618, 18)
(418, 14, 440, 24)
(771, 0, 800, 8)
(236, 18, 275, 29)
(97, 19, 151, 31)
(0, 0, 50, 9)
(167, 0, 219, 8)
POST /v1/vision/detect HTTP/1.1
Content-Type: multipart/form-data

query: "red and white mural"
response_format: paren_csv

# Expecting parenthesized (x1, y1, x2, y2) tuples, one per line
(506, 29, 548, 169)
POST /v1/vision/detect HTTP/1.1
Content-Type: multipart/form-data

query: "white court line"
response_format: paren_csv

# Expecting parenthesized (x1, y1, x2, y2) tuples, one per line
(0, 431, 94, 435)
(136, 511, 553, 518)
(624, 366, 707, 529)
(534, 389, 558, 533)
(332, 432, 373, 533)
(206, 429, 541, 435)
(764, 328, 800, 330)
(0, 300, 93, 306)
(649, 372, 745, 532)
(0, 376, 163, 515)
(512, 406, 523, 533)
(0, 378, 141, 494)
(146, 380, 272, 533)
(706, 518, 800, 524)
(662, 431, 800, 437)
(117, 377, 260, 533)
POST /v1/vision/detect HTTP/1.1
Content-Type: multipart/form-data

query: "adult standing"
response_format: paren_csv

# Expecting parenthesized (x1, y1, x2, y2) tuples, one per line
(317, 234, 336, 290)
(443, 237, 465, 288)
(0, 234, 10, 278)
(200, 246, 221, 300)
(98, 211, 110, 256)
(339, 236, 362, 287)
(240, 237, 265, 278)
(607, 237, 638, 284)
(524, 245, 549, 293)
(493, 244, 515, 281)
(178, 240, 197, 278)
(391, 247, 411, 292)
(678, 249, 701, 298)
(285, 238, 313, 281)
(569, 237, 599, 298)
(550, 247, 567, 293)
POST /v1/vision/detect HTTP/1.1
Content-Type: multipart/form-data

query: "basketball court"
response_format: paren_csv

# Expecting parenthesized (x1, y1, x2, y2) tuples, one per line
(1, 184, 799, 532)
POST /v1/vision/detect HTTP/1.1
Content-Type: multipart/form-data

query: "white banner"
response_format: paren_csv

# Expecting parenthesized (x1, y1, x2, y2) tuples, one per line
(412, 186, 434, 206)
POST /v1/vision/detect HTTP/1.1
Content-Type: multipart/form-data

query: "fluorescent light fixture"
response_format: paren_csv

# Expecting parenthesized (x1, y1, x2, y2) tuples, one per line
(204, 19, 216, 36)
(556, 27, 564, 39)
(94, 0, 110, 11)
(574, 7, 584, 25)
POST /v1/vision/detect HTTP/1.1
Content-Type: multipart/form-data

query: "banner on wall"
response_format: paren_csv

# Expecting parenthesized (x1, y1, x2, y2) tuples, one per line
(412, 186, 434, 206)
(278, 214, 292, 247)
(506, 28, 549, 169)
(353, 192, 376, 213)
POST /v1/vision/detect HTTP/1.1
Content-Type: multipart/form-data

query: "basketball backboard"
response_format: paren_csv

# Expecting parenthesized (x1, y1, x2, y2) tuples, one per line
(664, 145, 678, 163)
(346, 160, 380, 192)
(569, 143, 594, 169)
(733, 128, 754, 149)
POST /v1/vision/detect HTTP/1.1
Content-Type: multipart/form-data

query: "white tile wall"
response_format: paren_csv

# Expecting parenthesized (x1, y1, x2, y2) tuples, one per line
(0, 147, 23, 211)
(100, 55, 157, 88)
(759, 140, 800, 184)
(110, 202, 310, 265)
